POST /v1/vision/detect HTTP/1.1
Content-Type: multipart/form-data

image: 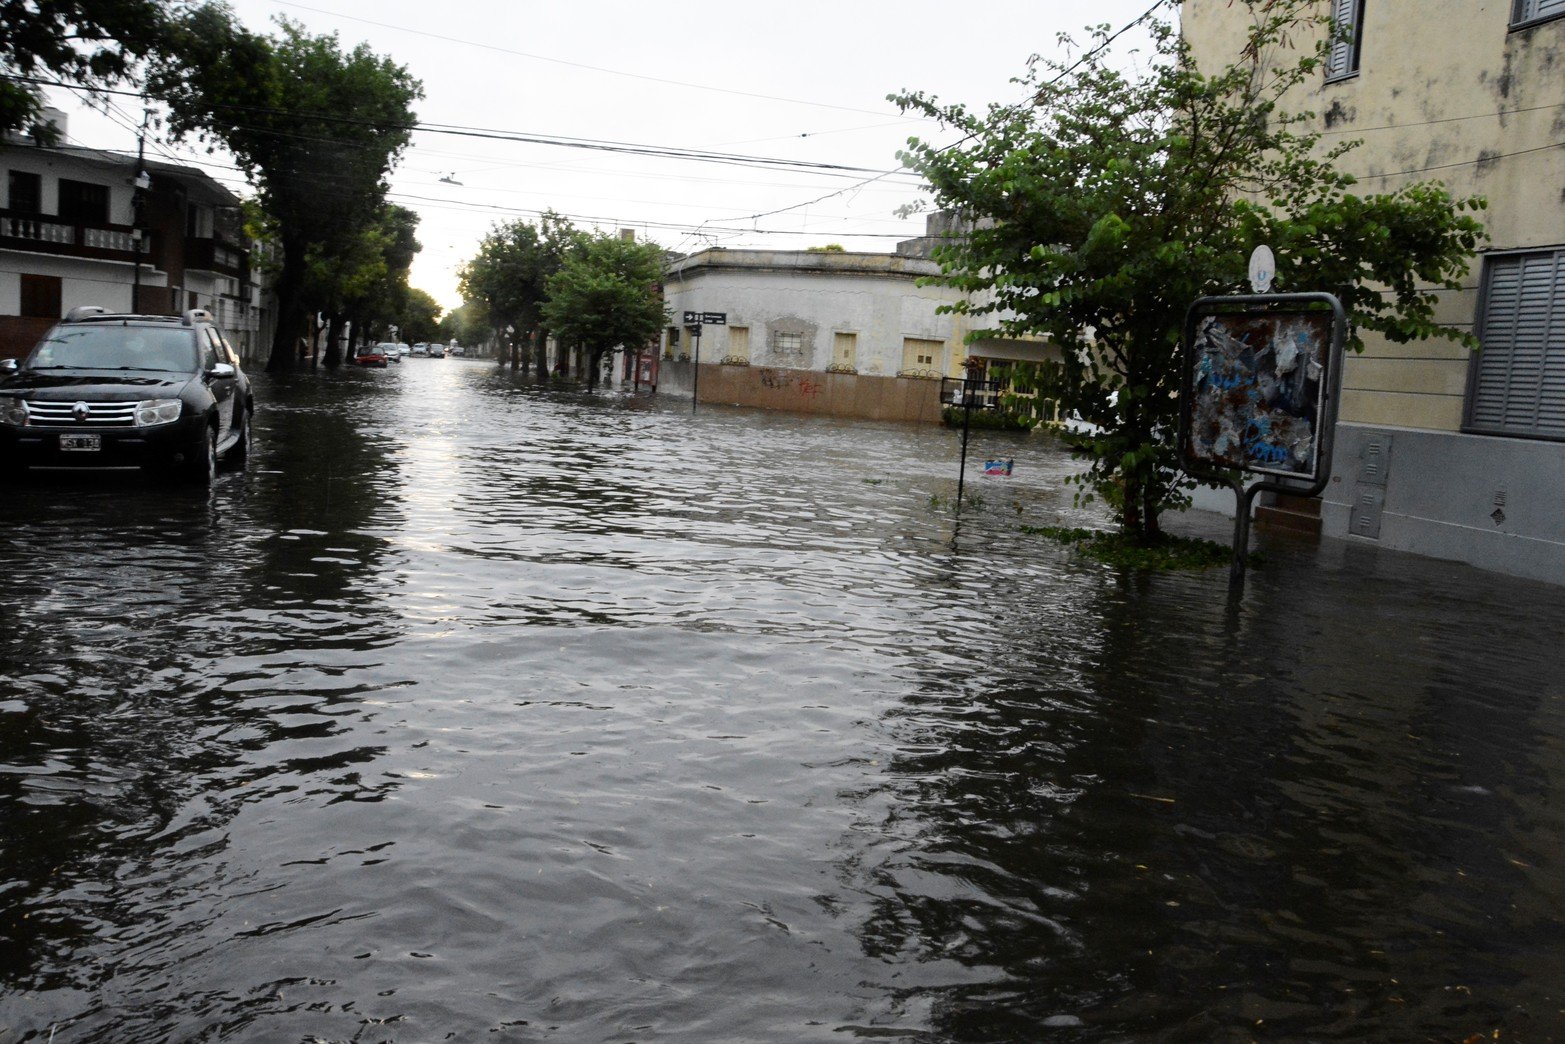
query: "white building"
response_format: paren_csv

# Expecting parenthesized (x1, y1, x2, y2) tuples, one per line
(2, 114, 266, 361)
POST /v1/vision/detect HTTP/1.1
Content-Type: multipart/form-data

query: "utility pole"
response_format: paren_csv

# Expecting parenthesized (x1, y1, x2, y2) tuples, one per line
(131, 109, 151, 311)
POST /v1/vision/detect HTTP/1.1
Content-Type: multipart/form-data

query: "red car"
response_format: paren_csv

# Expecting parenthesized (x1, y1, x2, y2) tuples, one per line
(353, 345, 389, 368)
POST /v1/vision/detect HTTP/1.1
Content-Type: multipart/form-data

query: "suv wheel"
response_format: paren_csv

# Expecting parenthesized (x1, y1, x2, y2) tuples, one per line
(225, 407, 252, 467)
(186, 427, 217, 485)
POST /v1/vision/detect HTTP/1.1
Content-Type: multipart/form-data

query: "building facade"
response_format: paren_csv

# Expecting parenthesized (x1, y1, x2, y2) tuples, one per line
(661, 235, 1056, 422)
(2, 117, 266, 362)
(1183, 0, 1565, 584)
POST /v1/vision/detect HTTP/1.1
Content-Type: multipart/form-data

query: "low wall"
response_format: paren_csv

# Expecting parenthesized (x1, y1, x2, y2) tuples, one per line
(661, 361, 944, 424)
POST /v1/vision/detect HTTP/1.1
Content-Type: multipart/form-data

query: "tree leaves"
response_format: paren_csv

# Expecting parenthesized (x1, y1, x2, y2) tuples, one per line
(890, 0, 1485, 537)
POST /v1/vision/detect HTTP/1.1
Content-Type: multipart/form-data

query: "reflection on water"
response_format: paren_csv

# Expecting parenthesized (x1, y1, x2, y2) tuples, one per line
(2, 361, 1564, 1041)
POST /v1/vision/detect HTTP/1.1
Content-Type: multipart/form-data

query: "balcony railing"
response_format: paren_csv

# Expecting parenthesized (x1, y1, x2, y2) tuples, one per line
(1, 210, 138, 261)
(185, 235, 250, 279)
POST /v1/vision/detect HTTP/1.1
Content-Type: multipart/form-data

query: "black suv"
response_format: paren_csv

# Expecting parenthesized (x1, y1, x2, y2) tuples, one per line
(0, 306, 255, 484)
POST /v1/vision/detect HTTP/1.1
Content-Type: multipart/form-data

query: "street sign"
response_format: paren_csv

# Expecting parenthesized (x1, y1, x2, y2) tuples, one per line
(683, 310, 701, 324)
(1248, 245, 1276, 294)
(682, 311, 727, 325)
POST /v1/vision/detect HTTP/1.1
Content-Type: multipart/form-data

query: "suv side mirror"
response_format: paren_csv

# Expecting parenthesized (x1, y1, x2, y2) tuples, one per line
(208, 362, 236, 380)
(0, 358, 17, 375)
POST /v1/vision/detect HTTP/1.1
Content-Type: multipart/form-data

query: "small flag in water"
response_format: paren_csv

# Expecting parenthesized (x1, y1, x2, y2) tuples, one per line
(983, 458, 1014, 477)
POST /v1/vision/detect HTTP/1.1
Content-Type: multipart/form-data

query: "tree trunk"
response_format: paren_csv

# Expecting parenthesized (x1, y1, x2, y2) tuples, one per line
(534, 330, 549, 381)
(324, 313, 345, 368)
(586, 348, 602, 392)
(509, 328, 521, 371)
(266, 234, 309, 372)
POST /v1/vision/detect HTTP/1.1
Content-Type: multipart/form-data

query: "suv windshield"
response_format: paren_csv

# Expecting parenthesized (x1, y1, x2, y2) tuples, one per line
(29, 326, 198, 372)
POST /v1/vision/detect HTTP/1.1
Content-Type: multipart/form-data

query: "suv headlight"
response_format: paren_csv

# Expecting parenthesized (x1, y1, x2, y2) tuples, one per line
(0, 398, 26, 427)
(135, 399, 183, 426)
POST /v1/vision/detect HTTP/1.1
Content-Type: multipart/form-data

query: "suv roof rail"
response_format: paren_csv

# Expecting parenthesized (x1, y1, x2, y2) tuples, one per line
(64, 306, 108, 322)
(182, 308, 215, 326)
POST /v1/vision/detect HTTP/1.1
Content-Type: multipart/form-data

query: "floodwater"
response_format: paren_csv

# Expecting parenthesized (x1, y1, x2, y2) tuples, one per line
(2, 361, 1563, 1043)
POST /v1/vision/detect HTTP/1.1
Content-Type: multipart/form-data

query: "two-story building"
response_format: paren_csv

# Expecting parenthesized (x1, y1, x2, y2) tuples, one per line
(1, 112, 267, 362)
(1183, 1, 1565, 585)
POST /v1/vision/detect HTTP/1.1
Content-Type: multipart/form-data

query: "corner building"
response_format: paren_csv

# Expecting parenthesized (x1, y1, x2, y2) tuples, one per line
(1183, 0, 1565, 584)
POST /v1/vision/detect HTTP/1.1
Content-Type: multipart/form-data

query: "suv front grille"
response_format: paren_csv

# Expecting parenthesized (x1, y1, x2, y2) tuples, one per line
(25, 401, 139, 426)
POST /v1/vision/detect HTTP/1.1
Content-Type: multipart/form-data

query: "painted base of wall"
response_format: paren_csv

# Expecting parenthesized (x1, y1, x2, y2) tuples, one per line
(1191, 423, 1565, 587)
(1321, 423, 1565, 587)
(661, 361, 945, 424)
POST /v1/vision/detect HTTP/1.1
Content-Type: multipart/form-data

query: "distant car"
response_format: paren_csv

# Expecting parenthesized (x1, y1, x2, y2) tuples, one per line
(428, 343, 445, 358)
(396, 343, 411, 358)
(0, 305, 254, 485)
(354, 344, 390, 368)
(410, 343, 428, 357)
(377, 341, 405, 364)
(449, 342, 464, 357)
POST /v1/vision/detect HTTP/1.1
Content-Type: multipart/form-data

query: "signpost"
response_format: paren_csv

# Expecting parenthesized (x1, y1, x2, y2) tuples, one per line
(1178, 290, 1347, 590)
(683, 311, 726, 412)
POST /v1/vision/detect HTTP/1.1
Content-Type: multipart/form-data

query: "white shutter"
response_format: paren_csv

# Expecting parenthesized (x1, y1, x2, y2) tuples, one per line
(1471, 251, 1565, 438)
(1325, 0, 1357, 80)
(1517, 0, 1565, 23)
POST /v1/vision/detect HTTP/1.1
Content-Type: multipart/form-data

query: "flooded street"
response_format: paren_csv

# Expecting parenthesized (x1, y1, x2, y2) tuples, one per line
(2, 360, 1564, 1042)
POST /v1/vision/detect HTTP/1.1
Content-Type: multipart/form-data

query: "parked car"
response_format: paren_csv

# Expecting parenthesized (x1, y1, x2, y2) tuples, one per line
(0, 306, 254, 485)
(411, 343, 429, 357)
(428, 343, 445, 358)
(396, 343, 412, 359)
(449, 341, 464, 357)
(354, 344, 390, 367)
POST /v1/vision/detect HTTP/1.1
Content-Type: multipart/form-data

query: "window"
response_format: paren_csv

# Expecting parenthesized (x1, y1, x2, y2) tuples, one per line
(832, 331, 857, 367)
(57, 179, 109, 226)
(7, 170, 41, 214)
(728, 325, 749, 362)
(19, 274, 61, 318)
(773, 331, 801, 353)
(1325, 0, 1365, 82)
(1512, 0, 1565, 27)
(901, 337, 944, 375)
(1467, 248, 1565, 439)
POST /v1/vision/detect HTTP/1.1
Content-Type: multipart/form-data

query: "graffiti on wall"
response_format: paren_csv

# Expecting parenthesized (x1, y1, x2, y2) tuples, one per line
(1185, 310, 1332, 479)
(757, 368, 823, 397)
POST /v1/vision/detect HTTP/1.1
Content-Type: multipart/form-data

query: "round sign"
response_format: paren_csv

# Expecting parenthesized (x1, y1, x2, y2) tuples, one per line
(1248, 245, 1276, 294)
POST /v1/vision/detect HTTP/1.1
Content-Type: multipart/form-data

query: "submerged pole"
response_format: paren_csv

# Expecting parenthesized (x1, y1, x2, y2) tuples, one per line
(956, 386, 974, 513)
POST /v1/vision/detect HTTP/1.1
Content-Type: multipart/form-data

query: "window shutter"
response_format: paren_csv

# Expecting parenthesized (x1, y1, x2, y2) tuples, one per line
(1325, 0, 1356, 79)
(1515, 0, 1565, 22)
(1471, 251, 1565, 438)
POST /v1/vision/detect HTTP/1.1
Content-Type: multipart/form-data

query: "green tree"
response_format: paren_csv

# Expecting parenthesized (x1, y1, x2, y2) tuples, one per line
(396, 288, 443, 346)
(439, 301, 489, 350)
(541, 233, 667, 392)
(149, 9, 421, 371)
(338, 204, 420, 356)
(893, 3, 1484, 538)
(0, 0, 172, 139)
(458, 211, 581, 377)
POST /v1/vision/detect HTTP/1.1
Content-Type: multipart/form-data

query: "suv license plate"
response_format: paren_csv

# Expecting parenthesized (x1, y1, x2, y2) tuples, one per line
(60, 434, 101, 452)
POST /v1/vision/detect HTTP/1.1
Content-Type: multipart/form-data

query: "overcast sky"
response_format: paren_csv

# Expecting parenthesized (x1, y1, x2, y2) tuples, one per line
(46, 0, 1165, 310)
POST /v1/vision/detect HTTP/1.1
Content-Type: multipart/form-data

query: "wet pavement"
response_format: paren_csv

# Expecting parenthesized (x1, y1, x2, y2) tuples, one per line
(1, 360, 1563, 1042)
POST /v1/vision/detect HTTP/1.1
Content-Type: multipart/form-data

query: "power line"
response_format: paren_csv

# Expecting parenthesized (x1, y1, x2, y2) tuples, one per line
(268, 0, 937, 123)
(9, 76, 920, 180)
